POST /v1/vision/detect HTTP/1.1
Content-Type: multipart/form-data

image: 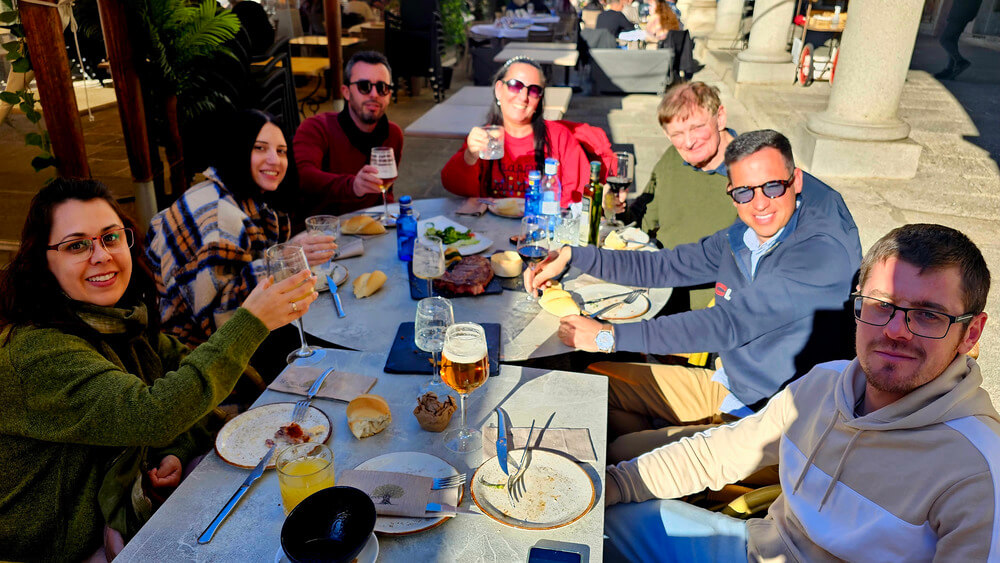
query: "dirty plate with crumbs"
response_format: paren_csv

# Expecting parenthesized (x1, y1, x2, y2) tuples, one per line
(470, 449, 595, 530)
(214, 403, 330, 469)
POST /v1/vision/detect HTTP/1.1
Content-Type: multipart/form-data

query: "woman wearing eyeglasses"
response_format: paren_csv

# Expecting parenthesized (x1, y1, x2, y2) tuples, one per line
(0, 178, 316, 561)
(441, 57, 589, 206)
(145, 110, 335, 364)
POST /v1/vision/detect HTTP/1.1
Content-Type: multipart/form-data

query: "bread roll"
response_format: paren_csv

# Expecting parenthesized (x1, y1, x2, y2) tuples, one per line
(539, 287, 580, 317)
(603, 230, 627, 250)
(490, 251, 523, 278)
(353, 270, 387, 298)
(347, 394, 392, 439)
(342, 214, 386, 235)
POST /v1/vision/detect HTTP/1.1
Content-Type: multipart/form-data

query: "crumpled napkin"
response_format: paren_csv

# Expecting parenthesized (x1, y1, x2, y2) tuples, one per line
(333, 235, 364, 260)
(455, 198, 488, 216)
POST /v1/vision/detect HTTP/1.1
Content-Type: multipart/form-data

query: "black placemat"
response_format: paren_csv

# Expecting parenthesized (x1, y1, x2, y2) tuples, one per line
(384, 322, 501, 377)
(407, 261, 503, 300)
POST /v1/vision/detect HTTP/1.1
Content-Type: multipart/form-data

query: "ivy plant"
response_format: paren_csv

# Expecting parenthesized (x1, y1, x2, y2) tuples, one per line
(0, 0, 56, 172)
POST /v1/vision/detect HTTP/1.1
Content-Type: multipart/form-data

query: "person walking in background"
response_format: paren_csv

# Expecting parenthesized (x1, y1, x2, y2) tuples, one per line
(935, 0, 984, 80)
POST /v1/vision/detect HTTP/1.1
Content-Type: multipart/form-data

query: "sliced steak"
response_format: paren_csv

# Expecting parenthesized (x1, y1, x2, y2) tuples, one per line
(434, 255, 494, 295)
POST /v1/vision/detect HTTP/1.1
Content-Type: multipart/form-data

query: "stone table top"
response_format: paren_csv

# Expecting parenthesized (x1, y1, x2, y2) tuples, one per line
(301, 197, 671, 362)
(117, 349, 608, 562)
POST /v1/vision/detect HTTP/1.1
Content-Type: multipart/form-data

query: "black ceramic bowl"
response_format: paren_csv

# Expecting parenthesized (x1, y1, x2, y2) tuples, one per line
(280, 486, 377, 563)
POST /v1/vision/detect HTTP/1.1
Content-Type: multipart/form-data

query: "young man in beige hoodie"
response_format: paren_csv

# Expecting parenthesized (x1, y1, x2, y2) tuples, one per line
(604, 223, 996, 562)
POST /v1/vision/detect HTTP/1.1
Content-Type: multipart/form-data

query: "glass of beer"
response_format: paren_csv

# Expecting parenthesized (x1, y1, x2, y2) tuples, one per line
(370, 147, 398, 226)
(479, 126, 504, 160)
(276, 443, 336, 515)
(441, 322, 489, 453)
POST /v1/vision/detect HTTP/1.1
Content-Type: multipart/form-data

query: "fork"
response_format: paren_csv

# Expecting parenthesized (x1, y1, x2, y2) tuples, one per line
(291, 367, 335, 423)
(431, 473, 467, 490)
(508, 419, 535, 505)
(586, 289, 643, 320)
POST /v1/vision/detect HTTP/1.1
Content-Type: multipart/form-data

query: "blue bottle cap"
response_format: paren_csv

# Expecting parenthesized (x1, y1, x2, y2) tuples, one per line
(399, 195, 412, 204)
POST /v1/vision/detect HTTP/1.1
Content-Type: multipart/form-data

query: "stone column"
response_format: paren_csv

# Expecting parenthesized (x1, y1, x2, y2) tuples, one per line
(706, 0, 746, 50)
(684, 0, 718, 35)
(732, 0, 796, 83)
(799, 0, 924, 178)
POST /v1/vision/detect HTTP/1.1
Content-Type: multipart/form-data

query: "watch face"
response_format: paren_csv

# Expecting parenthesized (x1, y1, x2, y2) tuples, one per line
(596, 330, 614, 352)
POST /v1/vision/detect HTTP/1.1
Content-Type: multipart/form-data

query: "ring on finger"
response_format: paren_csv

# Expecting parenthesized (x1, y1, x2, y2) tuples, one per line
(291, 301, 298, 313)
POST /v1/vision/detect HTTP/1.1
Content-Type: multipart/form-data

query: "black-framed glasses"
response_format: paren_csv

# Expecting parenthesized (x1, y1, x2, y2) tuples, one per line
(46, 227, 134, 263)
(727, 174, 795, 204)
(852, 293, 975, 339)
(348, 80, 392, 96)
(503, 78, 543, 99)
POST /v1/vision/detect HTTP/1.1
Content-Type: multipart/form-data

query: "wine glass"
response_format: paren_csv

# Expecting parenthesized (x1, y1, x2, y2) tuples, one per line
(441, 322, 489, 453)
(265, 243, 325, 365)
(517, 215, 550, 303)
(605, 151, 634, 223)
(412, 235, 445, 296)
(304, 215, 339, 275)
(370, 147, 398, 226)
(415, 296, 454, 400)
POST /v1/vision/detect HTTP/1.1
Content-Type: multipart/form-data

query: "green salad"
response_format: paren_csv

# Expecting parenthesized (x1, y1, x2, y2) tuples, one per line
(424, 223, 477, 246)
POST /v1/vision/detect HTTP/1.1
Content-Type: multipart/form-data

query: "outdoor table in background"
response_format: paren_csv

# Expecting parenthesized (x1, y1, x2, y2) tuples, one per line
(445, 85, 573, 118)
(493, 43, 579, 67)
(116, 349, 608, 561)
(469, 23, 548, 39)
(405, 86, 573, 138)
(303, 197, 671, 362)
(289, 35, 366, 47)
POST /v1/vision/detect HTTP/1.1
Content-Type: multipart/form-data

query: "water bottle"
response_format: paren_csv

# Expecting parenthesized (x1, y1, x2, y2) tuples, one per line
(540, 158, 561, 233)
(396, 195, 416, 261)
(525, 170, 543, 219)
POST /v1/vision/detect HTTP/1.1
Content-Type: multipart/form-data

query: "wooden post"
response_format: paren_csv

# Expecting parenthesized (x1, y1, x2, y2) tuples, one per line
(95, 0, 159, 225)
(18, 0, 89, 178)
(325, 0, 343, 100)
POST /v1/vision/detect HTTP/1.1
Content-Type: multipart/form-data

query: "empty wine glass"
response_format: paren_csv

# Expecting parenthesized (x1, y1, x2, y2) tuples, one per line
(370, 147, 398, 226)
(304, 215, 339, 275)
(412, 235, 445, 296)
(441, 323, 489, 453)
(517, 215, 550, 303)
(266, 243, 325, 365)
(415, 296, 454, 400)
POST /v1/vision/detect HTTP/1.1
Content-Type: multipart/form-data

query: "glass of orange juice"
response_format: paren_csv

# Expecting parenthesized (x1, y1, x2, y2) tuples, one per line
(276, 443, 336, 515)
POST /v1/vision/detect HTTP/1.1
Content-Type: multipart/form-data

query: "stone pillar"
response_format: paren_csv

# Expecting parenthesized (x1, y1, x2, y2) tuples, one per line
(799, 0, 924, 178)
(732, 0, 796, 83)
(684, 0, 717, 35)
(706, 0, 745, 50)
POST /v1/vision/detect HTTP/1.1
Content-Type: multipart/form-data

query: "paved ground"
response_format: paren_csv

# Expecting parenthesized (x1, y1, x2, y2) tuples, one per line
(1, 33, 997, 397)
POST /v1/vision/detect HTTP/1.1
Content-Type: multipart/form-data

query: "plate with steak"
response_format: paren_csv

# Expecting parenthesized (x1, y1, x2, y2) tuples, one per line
(408, 256, 502, 299)
(215, 403, 331, 469)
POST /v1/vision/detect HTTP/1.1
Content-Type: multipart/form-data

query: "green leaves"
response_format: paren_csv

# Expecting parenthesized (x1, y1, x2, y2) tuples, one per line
(25, 132, 42, 147)
(31, 154, 57, 172)
(0, 91, 19, 104)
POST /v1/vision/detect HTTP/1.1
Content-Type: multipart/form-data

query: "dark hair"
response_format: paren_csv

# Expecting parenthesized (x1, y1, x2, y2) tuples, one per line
(344, 50, 392, 83)
(859, 224, 991, 315)
(0, 178, 158, 335)
(487, 57, 549, 174)
(724, 129, 795, 174)
(210, 109, 297, 210)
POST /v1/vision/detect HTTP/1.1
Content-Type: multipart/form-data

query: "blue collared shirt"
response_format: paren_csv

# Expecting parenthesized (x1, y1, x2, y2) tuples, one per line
(680, 128, 737, 176)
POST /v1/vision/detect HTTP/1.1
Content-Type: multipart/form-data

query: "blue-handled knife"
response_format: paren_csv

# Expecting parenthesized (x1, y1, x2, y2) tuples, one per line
(495, 407, 510, 475)
(198, 444, 276, 543)
(326, 274, 345, 318)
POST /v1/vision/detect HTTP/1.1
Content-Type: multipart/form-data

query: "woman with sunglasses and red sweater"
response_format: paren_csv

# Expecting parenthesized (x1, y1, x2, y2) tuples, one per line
(441, 58, 589, 206)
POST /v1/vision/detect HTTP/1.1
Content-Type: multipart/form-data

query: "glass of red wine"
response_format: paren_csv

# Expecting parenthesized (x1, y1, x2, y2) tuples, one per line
(604, 151, 634, 223)
(517, 215, 550, 303)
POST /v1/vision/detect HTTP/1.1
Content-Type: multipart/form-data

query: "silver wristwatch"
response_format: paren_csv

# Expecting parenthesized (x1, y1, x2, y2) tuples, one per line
(595, 327, 615, 353)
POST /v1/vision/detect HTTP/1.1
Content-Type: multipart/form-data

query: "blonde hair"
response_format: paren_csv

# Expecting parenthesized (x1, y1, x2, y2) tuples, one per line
(657, 82, 722, 126)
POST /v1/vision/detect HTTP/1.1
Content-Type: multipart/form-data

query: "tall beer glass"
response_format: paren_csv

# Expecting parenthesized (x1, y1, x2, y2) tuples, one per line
(441, 322, 489, 453)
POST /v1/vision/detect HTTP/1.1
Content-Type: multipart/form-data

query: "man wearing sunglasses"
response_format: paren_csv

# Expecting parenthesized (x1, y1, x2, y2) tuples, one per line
(294, 51, 404, 215)
(603, 223, 996, 562)
(527, 129, 862, 461)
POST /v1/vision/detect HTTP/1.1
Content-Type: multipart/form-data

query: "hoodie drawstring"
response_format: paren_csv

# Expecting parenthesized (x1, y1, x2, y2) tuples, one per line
(792, 412, 838, 495)
(791, 409, 868, 512)
(819, 430, 865, 510)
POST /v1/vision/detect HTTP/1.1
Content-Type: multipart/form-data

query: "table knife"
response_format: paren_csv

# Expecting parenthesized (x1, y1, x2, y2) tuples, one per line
(582, 290, 640, 305)
(495, 407, 510, 475)
(327, 274, 345, 318)
(198, 445, 276, 544)
(425, 502, 483, 516)
(587, 300, 627, 320)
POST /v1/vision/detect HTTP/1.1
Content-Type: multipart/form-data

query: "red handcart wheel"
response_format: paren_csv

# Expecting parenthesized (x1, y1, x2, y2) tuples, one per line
(830, 47, 839, 84)
(798, 43, 815, 87)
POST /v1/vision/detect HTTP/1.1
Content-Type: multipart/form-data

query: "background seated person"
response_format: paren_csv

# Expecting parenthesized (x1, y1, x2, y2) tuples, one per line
(604, 224, 995, 563)
(644, 0, 681, 42)
(621, 81, 737, 313)
(441, 57, 589, 206)
(528, 130, 862, 463)
(146, 110, 334, 377)
(596, 0, 636, 38)
(0, 178, 316, 561)
(294, 51, 403, 216)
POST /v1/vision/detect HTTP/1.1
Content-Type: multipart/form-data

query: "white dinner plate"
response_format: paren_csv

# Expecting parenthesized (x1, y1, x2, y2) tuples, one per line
(471, 449, 595, 530)
(574, 283, 652, 321)
(311, 262, 348, 292)
(275, 532, 378, 563)
(418, 215, 493, 256)
(352, 204, 420, 228)
(354, 451, 463, 535)
(486, 198, 525, 218)
(214, 403, 331, 469)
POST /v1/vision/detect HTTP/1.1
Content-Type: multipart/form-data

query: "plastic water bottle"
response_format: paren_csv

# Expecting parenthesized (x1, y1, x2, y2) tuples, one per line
(540, 158, 561, 232)
(396, 195, 416, 261)
(525, 170, 542, 219)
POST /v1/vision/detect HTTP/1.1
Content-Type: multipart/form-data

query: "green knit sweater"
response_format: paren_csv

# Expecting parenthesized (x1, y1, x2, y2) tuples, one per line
(0, 307, 268, 562)
(641, 146, 738, 310)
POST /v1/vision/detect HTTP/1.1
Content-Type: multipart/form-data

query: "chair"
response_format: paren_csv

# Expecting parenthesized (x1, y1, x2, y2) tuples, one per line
(361, 24, 386, 53)
(527, 27, 555, 42)
(385, 10, 451, 102)
(581, 9, 600, 29)
(249, 37, 299, 136)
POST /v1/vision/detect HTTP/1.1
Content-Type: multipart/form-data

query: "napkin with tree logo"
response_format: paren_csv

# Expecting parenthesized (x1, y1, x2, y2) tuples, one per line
(339, 470, 434, 517)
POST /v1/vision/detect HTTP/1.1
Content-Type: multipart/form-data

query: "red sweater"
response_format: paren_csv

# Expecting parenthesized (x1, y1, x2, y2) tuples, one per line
(440, 120, 589, 207)
(293, 111, 404, 215)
